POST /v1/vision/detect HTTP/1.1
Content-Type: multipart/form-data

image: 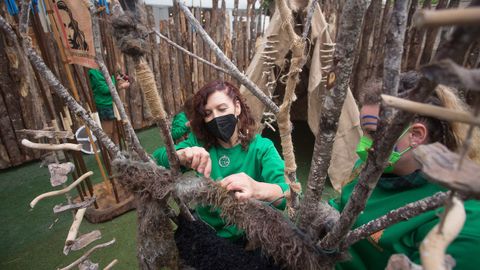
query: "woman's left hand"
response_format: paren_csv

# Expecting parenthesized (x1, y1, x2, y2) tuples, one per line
(220, 173, 258, 201)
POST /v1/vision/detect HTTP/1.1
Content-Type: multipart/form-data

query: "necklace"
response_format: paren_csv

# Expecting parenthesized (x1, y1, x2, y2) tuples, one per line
(218, 155, 230, 168)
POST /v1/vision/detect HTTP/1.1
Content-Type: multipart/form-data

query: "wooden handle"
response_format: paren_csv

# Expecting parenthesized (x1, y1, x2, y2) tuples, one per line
(381, 94, 480, 126)
(414, 7, 480, 28)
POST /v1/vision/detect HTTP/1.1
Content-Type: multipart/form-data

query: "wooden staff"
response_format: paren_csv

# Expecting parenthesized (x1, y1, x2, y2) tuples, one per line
(414, 7, 480, 28)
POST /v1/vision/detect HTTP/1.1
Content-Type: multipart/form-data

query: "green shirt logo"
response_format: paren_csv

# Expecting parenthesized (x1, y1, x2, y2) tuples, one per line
(218, 155, 230, 168)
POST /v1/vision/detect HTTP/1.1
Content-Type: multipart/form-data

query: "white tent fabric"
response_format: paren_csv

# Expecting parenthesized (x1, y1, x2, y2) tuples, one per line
(240, 3, 361, 191)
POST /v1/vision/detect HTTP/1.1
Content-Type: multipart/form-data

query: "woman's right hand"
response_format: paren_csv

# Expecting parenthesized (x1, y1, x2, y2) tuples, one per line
(176, 147, 212, 178)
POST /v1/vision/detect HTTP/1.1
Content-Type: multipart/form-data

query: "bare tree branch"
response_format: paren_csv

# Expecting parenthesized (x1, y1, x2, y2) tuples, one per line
(318, 0, 412, 250)
(298, 0, 369, 231)
(344, 191, 449, 247)
(151, 30, 230, 75)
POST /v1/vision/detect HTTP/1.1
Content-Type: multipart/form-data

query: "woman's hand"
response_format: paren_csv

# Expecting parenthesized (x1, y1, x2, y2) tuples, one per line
(176, 147, 211, 178)
(220, 173, 283, 204)
(220, 173, 258, 201)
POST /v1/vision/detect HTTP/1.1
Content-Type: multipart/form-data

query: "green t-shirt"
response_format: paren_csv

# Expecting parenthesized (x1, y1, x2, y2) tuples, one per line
(88, 69, 116, 108)
(332, 170, 480, 270)
(153, 133, 289, 240)
(170, 111, 190, 141)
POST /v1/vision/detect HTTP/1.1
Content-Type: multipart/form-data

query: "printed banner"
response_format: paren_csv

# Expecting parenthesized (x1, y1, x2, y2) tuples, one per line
(48, 0, 97, 68)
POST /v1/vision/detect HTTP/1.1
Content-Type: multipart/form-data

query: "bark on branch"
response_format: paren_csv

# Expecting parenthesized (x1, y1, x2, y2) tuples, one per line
(318, 0, 415, 250)
(344, 191, 449, 247)
(298, 0, 369, 231)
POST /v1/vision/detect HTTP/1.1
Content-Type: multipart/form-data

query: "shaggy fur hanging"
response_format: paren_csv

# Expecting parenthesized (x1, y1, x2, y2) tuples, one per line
(176, 176, 341, 269)
(111, 12, 148, 57)
(175, 215, 280, 270)
(112, 159, 179, 269)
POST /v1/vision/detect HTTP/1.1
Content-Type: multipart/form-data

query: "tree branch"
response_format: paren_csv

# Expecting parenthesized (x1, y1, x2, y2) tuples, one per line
(344, 191, 449, 247)
(318, 0, 412, 250)
(58, 239, 116, 270)
(175, 0, 280, 114)
(151, 30, 230, 75)
(298, 0, 368, 230)
(421, 59, 480, 91)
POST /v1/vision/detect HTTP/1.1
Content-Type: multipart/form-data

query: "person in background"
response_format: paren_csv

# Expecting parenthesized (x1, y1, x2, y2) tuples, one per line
(88, 69, 130, 145)
(170, 96, 194, 143)
(334, 72, 480, 270)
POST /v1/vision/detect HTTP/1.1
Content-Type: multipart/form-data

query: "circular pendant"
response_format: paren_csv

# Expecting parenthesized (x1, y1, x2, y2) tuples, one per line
(218, 155, 230, 168)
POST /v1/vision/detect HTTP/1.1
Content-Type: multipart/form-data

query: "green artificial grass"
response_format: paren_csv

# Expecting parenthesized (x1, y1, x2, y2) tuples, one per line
(0, 122, 337, 269)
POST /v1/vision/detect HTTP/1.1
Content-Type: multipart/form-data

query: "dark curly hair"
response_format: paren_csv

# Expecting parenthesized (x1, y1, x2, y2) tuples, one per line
(190, 81, 257, 150)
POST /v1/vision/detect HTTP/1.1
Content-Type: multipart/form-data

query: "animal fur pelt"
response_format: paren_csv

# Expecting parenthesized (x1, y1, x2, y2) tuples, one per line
(175, 215, 280, 270)
(176, 176, 342, 269)
(113, 159, 179, 269)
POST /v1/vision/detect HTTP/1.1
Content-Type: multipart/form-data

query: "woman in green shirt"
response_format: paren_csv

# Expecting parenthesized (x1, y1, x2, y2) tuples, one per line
(154, 80, 288, 240)
(335, 73, 480, 270)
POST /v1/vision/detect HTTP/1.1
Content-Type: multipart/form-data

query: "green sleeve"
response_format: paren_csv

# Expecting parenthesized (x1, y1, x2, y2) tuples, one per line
(259, 139, 290, 210)
(171, 112, 190, 140)
(88, 69, 116, 95)
(153, 133, 199, 168)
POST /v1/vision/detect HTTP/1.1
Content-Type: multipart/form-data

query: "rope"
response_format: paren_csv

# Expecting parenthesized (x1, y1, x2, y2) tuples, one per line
(135, 59, 166, 120)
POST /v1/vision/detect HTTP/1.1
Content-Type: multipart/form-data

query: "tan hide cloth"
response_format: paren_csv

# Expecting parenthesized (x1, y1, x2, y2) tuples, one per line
(240, 3, 361, 191)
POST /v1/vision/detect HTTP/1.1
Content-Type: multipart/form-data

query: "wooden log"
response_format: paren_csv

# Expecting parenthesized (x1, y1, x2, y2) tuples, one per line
(173, 2, 188, 103)
(168, 19, 182, 113)
(231, 0, 239, 66)
(64, 207, 87, 255)
(58, 239, 115, 270)
(0, 134, 10, 169)
(21, 139, 82, 152)
(15, 129, 74, 140)
(0, 35, 26, 165)
(158, 20, 175, 115)
(70, 230, 102, 251)
(194, 8, 205, 88)
(372, 0, 392, 78)
(30, 171, 94, 208)
(126, 56, 143, 129)
(353, 0, 382, 98)
(203, 10, 212, 81)
(414, 7, 480, 28)
(419, 0, 449, 65)
(414, 143, 480, 198)
(53, 196, 96, 214)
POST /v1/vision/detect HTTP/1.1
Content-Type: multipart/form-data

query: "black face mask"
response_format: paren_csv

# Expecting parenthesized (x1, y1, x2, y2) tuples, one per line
(206, 114, 237, 143)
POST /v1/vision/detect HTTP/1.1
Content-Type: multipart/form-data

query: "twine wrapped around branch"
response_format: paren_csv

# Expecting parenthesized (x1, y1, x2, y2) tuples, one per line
(135, 59, 167, 121)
